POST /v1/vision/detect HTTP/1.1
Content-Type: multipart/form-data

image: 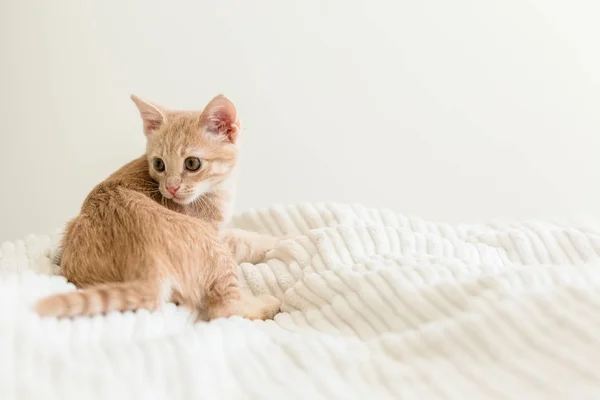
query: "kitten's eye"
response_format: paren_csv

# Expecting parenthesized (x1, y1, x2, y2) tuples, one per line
(153, 158, 165, 172)
(184, 157, 202, 172)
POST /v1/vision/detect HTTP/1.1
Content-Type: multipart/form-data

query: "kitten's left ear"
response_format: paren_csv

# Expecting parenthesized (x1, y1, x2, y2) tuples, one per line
(200, 95, 240, 143)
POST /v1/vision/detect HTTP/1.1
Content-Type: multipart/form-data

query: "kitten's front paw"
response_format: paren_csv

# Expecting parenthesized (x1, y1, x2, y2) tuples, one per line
(252, 235, 280, 263)
(261, 235, 281, 261)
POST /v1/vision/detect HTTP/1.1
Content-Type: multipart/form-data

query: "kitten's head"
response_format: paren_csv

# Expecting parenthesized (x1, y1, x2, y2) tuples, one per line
(131, 94, 240, 205)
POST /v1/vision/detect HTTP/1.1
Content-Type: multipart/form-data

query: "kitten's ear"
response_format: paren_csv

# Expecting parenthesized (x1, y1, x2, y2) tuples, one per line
(130, 95, 166, 136)
(200, 95, 240, 143)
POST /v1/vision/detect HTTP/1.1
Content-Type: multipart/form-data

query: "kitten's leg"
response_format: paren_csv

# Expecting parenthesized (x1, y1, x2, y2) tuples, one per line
(221, 228, 280, 264)
(238, 287, 282, 320)
(204, 255, 281, 320)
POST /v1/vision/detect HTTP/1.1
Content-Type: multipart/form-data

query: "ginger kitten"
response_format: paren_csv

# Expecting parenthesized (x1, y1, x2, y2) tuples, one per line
(35, 95, 281, 321)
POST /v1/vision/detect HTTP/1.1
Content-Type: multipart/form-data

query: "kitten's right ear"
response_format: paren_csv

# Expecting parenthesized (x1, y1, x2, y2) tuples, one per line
(130, 95, 166, 136)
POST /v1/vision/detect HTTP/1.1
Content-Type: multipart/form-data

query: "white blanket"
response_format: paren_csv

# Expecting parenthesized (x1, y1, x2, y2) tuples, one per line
(2, 203, 600, 399)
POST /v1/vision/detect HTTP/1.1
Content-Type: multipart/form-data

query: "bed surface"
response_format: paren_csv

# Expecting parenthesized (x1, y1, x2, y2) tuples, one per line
(1, 203, 600, 399)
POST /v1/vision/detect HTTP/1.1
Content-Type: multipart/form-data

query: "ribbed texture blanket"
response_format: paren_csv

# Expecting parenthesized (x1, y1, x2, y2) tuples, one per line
(1, 203, 600, 399)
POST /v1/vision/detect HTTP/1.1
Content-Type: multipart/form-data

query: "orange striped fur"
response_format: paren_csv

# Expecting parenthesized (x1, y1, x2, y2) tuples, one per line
(34, 95, 281, 320)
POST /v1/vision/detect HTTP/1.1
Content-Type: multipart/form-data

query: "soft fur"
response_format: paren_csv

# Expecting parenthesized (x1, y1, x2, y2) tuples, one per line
(34, 95, 281, 321)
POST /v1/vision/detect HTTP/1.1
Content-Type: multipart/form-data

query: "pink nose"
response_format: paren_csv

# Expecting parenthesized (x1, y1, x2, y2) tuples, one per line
(166, 185, 180, 196)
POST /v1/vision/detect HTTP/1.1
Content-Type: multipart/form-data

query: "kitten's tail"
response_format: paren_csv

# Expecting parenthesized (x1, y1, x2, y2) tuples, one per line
(34, 280, 159, 318)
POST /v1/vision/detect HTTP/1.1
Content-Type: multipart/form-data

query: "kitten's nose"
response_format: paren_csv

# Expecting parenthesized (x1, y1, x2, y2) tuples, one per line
(166, 185, 180, 196)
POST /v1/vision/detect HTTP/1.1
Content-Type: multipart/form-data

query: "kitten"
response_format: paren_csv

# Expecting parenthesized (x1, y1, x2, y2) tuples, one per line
(35, 95, 281, 321)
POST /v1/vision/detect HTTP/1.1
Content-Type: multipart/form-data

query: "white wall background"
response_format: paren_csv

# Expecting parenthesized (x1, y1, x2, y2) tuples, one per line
(1, 0, 600, 241)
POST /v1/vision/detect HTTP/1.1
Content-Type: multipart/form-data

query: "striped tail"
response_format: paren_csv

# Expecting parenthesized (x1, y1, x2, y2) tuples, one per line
(34, 280, 159, 318)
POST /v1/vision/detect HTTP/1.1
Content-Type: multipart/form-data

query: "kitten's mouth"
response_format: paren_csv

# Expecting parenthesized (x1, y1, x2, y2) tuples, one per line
(168, 193, 193, 205)
(161, 190, 184, 203)
(160, 188, 196, 205)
